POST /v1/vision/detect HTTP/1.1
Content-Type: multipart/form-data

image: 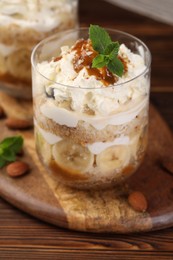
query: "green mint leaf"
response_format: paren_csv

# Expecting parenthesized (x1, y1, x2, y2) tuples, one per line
(92, 54, 108, 68)
(0, 136, 23, 153)
(0, 136, 23, 168)
(2, 149, 16, 162)
(104, 42, 119, 58)
(107, 57, 124, 77)
(0, 147, 3, 155)
(0, 158, 6, 168)
(89, 25, 112, 54)
(89, 25, 124, 78)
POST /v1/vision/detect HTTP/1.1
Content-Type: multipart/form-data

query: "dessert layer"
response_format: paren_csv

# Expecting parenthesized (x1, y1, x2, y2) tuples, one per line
(0, 19, 76, 46)
(35, 120, 140, 154)
(40, 95, 148, 130)
(34, 94, 148, 144)
(35, 124, 147, 188)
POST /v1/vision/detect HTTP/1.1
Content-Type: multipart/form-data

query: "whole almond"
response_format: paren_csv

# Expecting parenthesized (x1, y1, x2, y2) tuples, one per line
(161, 157, 173, 174)
(5, 118, 33, 130)
(6, 161, 30, 177)
(128, 191, 148, 212)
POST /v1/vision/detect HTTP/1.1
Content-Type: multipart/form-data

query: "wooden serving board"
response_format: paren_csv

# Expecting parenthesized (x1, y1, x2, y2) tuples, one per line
(0, 105, 173, 233)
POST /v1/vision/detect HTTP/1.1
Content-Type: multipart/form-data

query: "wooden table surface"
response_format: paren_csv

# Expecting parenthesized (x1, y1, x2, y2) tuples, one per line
(1, 0, 173, 259)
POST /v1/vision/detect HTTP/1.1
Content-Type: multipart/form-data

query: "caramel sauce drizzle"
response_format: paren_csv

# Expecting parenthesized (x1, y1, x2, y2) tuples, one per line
(72, 39, 118, 86)
(54, 56, 62, 62)
(54, 39, 128, 87)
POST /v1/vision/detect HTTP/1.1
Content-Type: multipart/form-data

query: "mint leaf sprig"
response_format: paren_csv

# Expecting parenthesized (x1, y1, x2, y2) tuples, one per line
(89, 25, 124, 77)
(0, 136, 23, 168)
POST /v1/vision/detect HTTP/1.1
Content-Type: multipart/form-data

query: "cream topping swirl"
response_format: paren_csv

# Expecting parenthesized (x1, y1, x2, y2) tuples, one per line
(37, 42, 149, 117)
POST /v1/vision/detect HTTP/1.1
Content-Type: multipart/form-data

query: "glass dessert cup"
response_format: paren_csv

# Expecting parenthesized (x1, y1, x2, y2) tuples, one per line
(31, 27, 151, 189)
(0, 0, 78, 99)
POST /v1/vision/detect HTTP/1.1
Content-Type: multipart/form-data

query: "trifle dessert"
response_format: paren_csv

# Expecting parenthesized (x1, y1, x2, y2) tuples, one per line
(32, 26, 151, 189)
(0, 0, 78, 98)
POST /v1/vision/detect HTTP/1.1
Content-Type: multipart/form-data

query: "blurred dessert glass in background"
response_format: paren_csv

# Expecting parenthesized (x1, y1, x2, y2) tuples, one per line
(0, 0, 78, 99)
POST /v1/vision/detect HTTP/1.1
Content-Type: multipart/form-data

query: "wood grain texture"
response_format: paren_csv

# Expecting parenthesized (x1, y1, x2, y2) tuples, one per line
(1, 194, 173, 259)
(0, 0, 173, 258)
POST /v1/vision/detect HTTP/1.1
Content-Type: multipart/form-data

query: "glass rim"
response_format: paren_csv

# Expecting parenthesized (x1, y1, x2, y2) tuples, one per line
(31, 27, 152, 90)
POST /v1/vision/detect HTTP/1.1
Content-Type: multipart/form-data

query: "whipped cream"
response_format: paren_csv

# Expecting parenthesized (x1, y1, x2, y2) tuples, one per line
(36, 41, 149, 119)
(87, 136, 130, 154)
(40, 96, 148, 130)
(0, 0, 77, 32)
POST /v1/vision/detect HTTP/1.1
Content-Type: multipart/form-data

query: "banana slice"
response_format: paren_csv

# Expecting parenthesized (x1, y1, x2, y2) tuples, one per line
(96, 145, 130, 172)
(35, 129, 52, 165)
(0, 53, 7, 74)
(52, 139, 94, 179)
(6, 49, 31, 80)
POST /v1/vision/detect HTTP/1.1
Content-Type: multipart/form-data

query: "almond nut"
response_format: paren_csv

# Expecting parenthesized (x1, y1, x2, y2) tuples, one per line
(6, 161, 30, 177)
(5, 118, 33, 130)
(161, 157, 173, 174)
(128, 191, 148, 212)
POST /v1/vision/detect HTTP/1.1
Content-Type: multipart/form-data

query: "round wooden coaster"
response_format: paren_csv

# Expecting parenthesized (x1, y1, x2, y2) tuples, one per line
(0, 105, 173, 233)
